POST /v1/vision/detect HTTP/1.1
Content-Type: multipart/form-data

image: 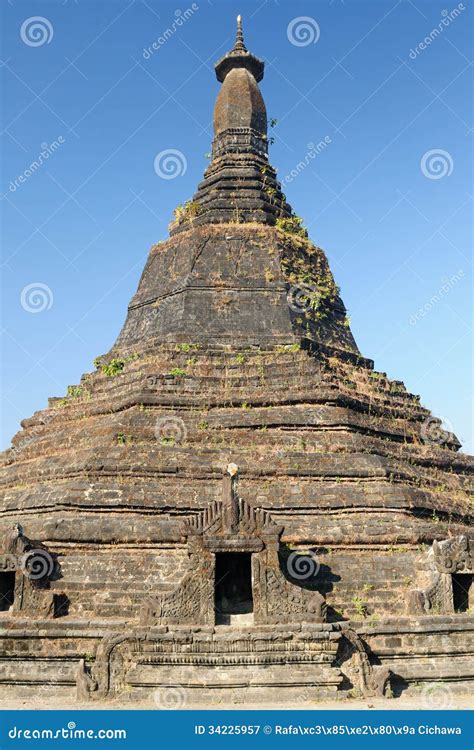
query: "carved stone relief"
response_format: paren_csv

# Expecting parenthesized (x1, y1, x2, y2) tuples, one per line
(406, 535, 472, 615)
(0, 524, 63, 618)
(140, 465, 327, 626)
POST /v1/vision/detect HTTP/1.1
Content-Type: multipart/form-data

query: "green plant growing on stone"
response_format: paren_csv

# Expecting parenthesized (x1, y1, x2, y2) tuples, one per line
(173, 203, 186, 222)
(172, 200, 202, 226)
(185, 200, 201, 219)
(265, 186, 277, 203)
(198, 421, 209, 430)
(67, 385, 83, 398)
(168, 368, 187, 378)
(352, 594, 368, 618)
(264, 268, 275, 282)
(175, 343, 201, 353)
(275, 215, 306, 238)
(275, 343, 300, 353)
(100, 356, 137, 377)
(233, 353, 246, 365)
(160, 437, 175, 446)
(308, 291, 321, 311)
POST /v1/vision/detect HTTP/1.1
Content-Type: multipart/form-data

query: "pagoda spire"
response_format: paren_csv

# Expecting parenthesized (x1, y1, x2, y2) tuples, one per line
(169, 16, 292, 233)
(215, 14, 264, 82)
(234, 15, 247, 51)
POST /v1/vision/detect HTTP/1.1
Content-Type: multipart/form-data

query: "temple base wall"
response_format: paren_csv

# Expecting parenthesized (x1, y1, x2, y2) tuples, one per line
(0, 616, 472, 705)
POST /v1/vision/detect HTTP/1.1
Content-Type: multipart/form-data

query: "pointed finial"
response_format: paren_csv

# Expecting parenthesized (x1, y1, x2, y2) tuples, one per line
(227, 463, 238, 477)
(234, 14, 247, 51)
(215, 15, 264, 83)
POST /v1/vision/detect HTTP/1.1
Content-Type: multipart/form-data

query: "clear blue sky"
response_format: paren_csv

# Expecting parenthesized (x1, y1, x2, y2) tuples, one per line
(1, 0, 472, 453)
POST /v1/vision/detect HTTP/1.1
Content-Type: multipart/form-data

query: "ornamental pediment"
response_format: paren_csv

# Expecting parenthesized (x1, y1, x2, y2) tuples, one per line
(180, 465, 283, 545)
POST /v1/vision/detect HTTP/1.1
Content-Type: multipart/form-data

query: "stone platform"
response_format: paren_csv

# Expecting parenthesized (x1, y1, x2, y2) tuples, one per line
(1, 615, 472, 705)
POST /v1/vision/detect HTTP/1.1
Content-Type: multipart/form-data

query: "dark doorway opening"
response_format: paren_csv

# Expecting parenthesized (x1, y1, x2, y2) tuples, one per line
(0, 572, 15, 612)
(452, 573, 472, 613)
(215, 553, 253, 625)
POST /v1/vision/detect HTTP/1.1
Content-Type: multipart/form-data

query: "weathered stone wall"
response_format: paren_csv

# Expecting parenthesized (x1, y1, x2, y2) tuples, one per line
(1, 617, 471, 704)
(356, 616, 474, 693)
(1, 338, 471, 625)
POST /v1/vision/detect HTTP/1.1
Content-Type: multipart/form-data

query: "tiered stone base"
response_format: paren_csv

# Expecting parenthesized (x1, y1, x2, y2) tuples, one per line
(1, 616, 472, 705)
(125, 624, 342, 705)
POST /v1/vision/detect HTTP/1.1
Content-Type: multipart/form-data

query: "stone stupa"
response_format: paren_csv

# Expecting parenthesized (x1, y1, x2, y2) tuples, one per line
(0, 17, 472, 705)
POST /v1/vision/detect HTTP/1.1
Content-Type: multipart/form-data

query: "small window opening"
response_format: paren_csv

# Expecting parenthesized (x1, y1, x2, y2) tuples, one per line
(215, 553, 253, 625)
(452, 573, 472, 613)
(0, 572, 15, 612)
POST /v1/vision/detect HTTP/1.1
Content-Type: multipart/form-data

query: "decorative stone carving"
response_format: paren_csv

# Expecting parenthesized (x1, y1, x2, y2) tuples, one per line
(0, 524, 60, 617)
(337, 628, 392, 698)
(181, 465, 283, 544)
(433, 535, 471, 574)
(263, 567, 326, 623)
(407, 535, 473, 614)
(76, 624, 344, 702)
(140, 465, 327, 627)
(76, 659, 98, 700)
